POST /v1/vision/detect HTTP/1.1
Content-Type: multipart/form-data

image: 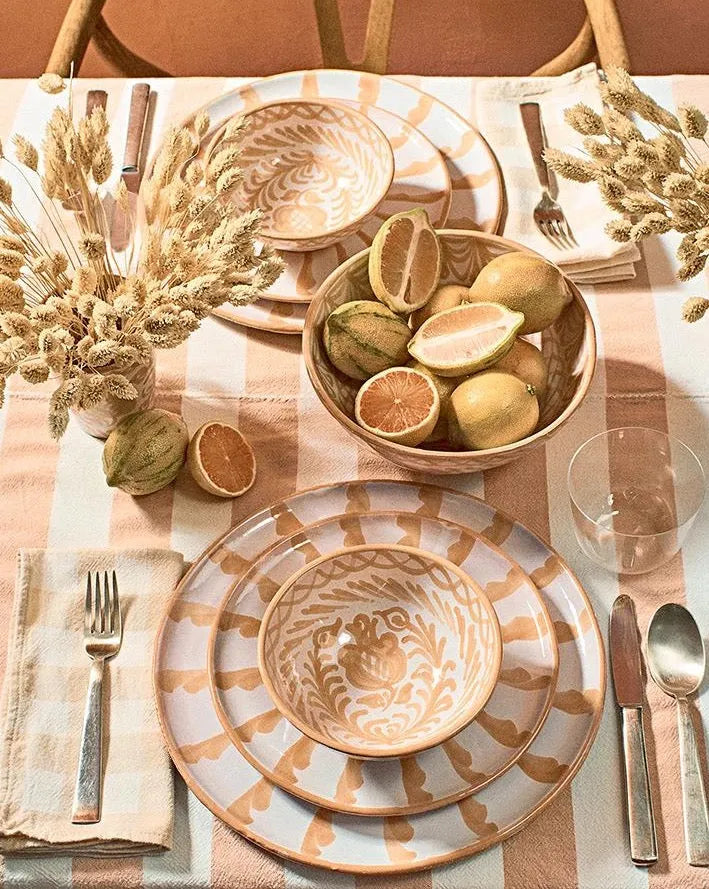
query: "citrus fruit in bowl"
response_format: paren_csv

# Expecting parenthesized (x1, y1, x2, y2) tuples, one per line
(303, 229, 597, 475)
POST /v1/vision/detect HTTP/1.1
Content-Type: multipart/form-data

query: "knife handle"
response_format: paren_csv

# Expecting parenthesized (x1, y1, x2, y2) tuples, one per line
(86, 90, 107, 117)
(123, 83, 150, 172)
(520, 102, 551, 192)
(677, 696, 709, 866)
(622, 707, 658, 865)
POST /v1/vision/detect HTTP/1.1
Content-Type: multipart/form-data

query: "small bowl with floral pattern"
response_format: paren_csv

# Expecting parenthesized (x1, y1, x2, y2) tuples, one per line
(257, 543, 502, 759)
(235, 99, 394, 252)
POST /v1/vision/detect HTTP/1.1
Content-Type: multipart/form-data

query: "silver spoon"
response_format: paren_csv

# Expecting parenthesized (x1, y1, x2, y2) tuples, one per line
(647, 603, 709, 866)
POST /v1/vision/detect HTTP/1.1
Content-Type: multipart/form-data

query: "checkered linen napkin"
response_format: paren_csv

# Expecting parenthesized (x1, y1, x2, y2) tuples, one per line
(0, 548, 184, 856)
(476, 63, 641, 283)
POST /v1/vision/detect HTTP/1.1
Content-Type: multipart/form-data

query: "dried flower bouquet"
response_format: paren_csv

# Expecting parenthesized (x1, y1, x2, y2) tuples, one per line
(544, 67, 709, 322)
(0, 75, 282, 438)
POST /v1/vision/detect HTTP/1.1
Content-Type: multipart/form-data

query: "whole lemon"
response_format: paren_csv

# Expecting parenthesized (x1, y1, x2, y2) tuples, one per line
(410, 284, 469, 331)
(323, 300, 411, 380)
(491, 338, 548, 401)
(467, 253, 570, 334)
(447, 371, 539, 450)
(103, 409, 188, 495)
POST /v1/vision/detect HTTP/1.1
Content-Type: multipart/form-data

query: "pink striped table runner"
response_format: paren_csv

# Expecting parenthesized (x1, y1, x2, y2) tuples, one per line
(0, 74, 707, 889)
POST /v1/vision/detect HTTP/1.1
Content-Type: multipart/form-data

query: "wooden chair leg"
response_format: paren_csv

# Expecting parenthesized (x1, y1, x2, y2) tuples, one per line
(46, 0, 108, 76)
(314, 0, 395, 73)
(314, 0, 349, 69)
(532, 16, 595, 76)
(47, 0, 169, 77)
(582, 0, 630, 70)
(361, 0, 395, 74)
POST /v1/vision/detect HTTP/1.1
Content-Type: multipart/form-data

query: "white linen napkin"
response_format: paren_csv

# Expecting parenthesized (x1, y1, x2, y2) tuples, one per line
(0, 548, 184, 856)
(476, 63, 640, 283)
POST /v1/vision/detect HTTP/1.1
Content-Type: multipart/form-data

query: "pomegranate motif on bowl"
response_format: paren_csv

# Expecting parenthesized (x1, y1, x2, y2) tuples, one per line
(258, 544, 502, 759)
(337, 611, 408, 702)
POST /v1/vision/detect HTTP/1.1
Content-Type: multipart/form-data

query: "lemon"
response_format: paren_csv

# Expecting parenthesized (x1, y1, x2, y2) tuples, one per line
(355, 366, 440, 447)
(447, 370, 539, 450)
(408, 302, 524, 377)
(410, 284, 469, 331)
(467, 253, 570, 334)
(103, 410, 188, 496)
(492, 338, 548, 401)
(368, 209, 441, 314)
(187, 422, 256, 498)
(323, 300, 411, 380)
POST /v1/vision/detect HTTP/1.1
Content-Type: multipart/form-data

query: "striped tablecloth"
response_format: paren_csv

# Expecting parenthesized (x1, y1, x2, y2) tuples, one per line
(0, 74, 708, 889)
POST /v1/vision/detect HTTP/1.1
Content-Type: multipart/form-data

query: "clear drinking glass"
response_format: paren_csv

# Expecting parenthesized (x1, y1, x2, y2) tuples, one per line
(567, 427, 705, 574)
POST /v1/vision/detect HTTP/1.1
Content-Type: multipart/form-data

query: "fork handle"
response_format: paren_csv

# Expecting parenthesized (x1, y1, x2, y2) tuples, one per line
(520, 102, 551, 191)
(71, 658, 104, 823)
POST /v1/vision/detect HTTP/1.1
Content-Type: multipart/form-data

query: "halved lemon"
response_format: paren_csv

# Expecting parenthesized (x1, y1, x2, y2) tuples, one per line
(368, 209, 441, 314)
(187, 421, 256, 498)
(355, 366, 440, 447)
(408, 302, 524, 377)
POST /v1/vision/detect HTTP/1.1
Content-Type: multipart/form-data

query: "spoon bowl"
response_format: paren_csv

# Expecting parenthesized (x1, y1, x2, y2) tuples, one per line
(647, 603, 705, 698)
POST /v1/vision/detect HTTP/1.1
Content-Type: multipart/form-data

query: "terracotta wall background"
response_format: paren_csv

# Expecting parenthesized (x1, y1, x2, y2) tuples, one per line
(7, 0, 709, 78)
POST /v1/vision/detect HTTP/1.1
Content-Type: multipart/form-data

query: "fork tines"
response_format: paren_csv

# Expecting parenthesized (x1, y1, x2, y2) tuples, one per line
(85, 570, 121, 636)
(534, 197, 577, 250)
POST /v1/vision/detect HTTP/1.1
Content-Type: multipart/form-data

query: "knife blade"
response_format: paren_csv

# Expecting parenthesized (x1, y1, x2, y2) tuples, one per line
(110, 82, 151, 252)
(610, 594, 658, 866)
(611, 594, 646, 706)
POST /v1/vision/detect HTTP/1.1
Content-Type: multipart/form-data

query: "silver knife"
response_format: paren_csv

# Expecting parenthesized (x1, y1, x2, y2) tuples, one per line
(610, 594, 658, 866)
(110, 82, 151, 251)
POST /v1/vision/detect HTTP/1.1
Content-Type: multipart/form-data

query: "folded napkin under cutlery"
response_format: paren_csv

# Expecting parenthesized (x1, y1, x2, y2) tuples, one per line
(0, 548, 184, 856)
(476, 63, 641, 284)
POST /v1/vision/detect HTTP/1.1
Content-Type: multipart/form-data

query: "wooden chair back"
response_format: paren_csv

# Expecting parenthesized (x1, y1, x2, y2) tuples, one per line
(47, 0, 630, 79)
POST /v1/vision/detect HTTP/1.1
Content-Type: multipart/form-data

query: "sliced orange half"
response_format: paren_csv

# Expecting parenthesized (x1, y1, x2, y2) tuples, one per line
(368, 209, 441, 313)
(187, 421, 256, 498)
(407, 301, 525, 377)
(354, 366, 440, 447)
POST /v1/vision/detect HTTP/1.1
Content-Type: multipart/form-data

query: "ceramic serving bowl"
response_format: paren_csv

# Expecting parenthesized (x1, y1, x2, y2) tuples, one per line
(303, 229, 597, 474)
(236, 100, 394, 252)
(257, 543, 502, 759)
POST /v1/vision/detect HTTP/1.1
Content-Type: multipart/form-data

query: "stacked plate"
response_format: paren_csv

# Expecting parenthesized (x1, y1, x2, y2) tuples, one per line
(183, 69, 504, 335)
(154, 480, 605, 874)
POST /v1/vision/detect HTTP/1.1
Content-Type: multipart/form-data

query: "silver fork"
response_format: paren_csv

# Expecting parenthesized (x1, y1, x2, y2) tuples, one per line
(520, 101, 576, 249)
(71, 571, 123, 824)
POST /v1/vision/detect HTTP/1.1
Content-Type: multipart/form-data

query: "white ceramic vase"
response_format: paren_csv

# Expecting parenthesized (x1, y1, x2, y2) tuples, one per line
(73, 354, 156, 439)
